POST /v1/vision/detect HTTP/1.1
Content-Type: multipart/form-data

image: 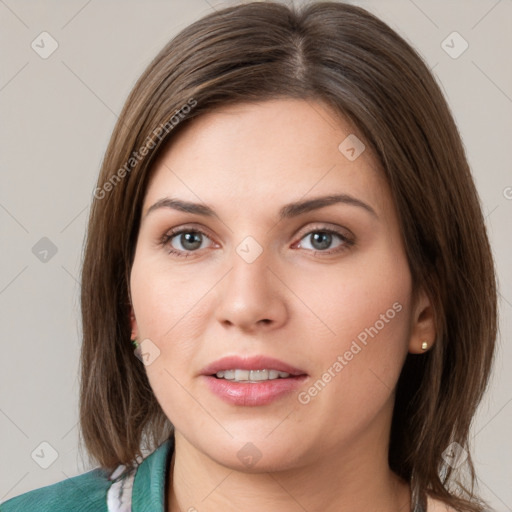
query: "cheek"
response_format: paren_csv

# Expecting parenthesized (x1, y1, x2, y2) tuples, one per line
(130, 257, 208, 425)
(298, 295, 410, 404)
(293, 243, 411, 351)
(292, 249, 412, 434)
(130, 253, 210, 344)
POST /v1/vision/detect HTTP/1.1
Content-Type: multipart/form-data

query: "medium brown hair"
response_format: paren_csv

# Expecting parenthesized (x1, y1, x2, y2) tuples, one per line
(79, 2, 497, 510)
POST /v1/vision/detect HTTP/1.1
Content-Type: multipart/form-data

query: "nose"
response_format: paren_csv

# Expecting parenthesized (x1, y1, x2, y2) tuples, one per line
(214, 247, 288, 333)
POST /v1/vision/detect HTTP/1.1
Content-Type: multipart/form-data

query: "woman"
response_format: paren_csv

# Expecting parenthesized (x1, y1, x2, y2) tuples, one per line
(1, 1, 497, 511)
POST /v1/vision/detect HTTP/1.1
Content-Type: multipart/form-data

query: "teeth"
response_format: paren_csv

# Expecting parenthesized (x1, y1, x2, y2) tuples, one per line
(235, 369, 250, 380)
(215, 369, 291, 382)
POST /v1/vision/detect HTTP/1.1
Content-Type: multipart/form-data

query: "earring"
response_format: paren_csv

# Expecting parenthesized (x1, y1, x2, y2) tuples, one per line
(131, 339, 139, 348)
(421, 341, 428, 350)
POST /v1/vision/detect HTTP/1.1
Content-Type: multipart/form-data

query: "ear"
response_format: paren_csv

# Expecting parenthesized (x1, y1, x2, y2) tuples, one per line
(130, 306, 139, 340)
(408, 287, 436, 354)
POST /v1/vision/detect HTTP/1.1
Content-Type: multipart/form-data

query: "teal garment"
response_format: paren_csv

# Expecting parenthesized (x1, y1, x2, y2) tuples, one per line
(0, 438, 174, 512)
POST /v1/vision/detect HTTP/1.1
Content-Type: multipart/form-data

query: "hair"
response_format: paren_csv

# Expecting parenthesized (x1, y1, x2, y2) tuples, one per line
(79, 2, 497, 510)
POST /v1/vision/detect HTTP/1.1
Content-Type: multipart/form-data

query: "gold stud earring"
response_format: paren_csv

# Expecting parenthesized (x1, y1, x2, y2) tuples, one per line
(421, 341, 428, 350)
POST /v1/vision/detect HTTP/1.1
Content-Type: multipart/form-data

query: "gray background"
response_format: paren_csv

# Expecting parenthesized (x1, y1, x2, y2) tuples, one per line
(0, 0, 511, 509)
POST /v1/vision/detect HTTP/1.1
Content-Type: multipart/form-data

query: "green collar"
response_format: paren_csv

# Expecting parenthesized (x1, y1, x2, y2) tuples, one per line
(131, 437, 174, 511)
(108, 436, 174, 512)
(0, 437, 174, 512)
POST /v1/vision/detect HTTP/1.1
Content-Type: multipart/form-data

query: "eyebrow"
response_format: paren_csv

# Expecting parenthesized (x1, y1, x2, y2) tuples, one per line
(144, 194, 378, 221)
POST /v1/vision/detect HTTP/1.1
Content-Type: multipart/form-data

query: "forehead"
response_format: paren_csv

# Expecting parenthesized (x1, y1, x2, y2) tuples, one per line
(143, 98, 392, 220)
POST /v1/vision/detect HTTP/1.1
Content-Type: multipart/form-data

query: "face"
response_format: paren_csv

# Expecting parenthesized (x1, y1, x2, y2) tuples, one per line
(130, 98, 432, 472)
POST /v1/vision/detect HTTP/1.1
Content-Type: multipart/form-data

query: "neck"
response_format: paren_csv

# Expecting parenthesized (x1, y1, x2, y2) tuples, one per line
(167, 431, 410, 512)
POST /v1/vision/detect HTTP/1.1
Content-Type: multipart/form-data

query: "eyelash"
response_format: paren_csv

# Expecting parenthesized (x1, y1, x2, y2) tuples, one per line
(159, 224, 355, 259)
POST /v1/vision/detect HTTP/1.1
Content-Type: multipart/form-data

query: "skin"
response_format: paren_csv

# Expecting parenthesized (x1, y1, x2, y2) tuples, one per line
(130, 98, 437, 512)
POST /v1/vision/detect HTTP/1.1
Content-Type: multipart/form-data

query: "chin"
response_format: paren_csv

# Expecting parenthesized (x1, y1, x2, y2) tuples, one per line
(183, 427, 310, 473)
(214, 443, 307, 474)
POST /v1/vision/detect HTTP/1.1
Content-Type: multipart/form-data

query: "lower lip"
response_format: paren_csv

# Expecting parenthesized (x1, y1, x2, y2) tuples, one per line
(202, 375, 308, 406)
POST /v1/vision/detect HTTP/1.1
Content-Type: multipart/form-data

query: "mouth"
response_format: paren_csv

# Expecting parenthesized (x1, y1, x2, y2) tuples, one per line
(200, 355, 308, 406)
(214, 369, 294, 382)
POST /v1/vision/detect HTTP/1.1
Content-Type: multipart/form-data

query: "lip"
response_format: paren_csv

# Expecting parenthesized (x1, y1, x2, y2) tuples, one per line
(200, 355, 308, 407)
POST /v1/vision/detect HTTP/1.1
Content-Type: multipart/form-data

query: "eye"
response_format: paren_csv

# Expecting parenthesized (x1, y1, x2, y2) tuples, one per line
(295, 227, 354, 255)
(160, 227, 214, 257)
(159, 225, 355, 258)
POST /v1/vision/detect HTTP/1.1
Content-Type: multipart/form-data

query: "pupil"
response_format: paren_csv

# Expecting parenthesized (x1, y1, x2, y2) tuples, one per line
(182, 232, 202, 250)
(312, 232, 331, 250)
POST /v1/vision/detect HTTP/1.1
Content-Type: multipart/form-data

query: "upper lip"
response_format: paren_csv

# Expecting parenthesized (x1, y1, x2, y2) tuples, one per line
(201, 355, 307, 376)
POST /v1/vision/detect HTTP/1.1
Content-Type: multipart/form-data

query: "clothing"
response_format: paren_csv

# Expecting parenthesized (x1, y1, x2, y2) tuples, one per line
(1, 436, 428, 511)
(0, 438, 174, 512)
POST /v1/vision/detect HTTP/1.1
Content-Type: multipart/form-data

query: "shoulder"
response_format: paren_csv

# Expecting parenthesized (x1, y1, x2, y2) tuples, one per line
(427, 494, 459, 512)
(0, 467, 112, 512)
(0, 438, 174, 512)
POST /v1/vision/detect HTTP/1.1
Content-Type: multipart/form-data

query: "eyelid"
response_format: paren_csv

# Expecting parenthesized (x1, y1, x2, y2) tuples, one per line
(295, 222, 353, 240)
(162, 222, 216, 238)
(161, 221, 353, 244)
